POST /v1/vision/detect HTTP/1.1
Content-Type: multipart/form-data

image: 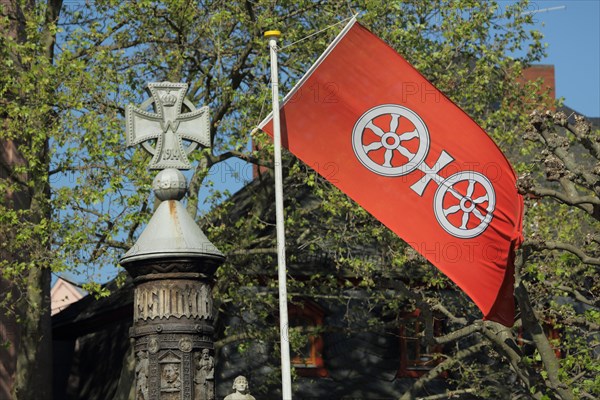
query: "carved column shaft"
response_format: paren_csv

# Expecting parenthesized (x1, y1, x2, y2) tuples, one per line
(127, 268, 217, 400)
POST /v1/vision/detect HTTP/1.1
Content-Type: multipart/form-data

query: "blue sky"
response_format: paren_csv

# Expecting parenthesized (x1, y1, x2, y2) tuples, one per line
(522, 0, 600, 116)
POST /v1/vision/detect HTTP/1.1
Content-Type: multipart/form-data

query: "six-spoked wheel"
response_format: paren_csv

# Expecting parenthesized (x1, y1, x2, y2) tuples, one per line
(434, 172, 496, 238)
(352, 105, 430, 176)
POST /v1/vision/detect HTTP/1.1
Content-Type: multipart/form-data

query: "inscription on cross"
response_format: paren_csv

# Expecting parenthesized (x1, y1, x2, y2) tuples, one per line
(126, 82, 211, 170)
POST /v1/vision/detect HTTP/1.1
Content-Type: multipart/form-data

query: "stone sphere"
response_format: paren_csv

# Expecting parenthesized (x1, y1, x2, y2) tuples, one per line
(152, 169, 187, 201)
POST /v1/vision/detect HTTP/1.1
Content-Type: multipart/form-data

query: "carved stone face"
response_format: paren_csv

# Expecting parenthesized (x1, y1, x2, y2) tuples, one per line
(163, 364, 179, 383)
(233, 376, 248, 393)
(201, 349, 210, 359)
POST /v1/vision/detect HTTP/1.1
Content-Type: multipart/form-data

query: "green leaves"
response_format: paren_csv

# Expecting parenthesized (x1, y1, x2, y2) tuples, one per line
(2, 1, 596, 397)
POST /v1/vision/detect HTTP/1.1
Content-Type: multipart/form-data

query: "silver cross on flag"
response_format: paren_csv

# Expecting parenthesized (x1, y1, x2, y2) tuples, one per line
(126, 82, 211, 170)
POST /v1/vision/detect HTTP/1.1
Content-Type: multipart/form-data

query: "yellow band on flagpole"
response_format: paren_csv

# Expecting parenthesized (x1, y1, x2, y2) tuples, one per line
(264, 30, 281, 38)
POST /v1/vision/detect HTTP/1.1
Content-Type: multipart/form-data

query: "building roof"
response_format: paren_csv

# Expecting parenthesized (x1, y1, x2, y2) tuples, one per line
(50, 276, 87, 316)
(559, 104, 600, 128)
(52, 275, 133, 339)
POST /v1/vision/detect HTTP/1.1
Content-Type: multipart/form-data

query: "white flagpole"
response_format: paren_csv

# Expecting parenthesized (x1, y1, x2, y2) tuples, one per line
(264, 29, 293, 400)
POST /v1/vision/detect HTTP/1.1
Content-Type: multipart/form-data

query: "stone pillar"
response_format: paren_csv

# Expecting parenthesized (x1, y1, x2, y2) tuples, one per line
(121, 82, 223, 400)
(121, 169, 224, 400)
(126, 266, 218, 400)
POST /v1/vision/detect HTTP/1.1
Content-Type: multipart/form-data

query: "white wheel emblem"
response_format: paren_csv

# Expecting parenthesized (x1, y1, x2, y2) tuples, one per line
(434, 172, 495, 238)
(351, 104, 497, 239)
(352, 105, 429, 176)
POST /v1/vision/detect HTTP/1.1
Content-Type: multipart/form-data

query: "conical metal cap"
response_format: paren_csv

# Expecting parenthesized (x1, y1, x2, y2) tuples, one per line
(120, 199, 224, 265)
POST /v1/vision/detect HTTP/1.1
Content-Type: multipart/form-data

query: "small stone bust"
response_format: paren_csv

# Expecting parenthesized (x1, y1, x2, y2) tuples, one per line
(224, 375, 256, 400)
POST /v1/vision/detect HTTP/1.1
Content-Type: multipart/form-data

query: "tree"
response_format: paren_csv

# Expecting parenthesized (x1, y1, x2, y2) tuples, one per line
(1, 0, 596, 399)
(1, 0, 60, 398)
(516, 110, 599, 400)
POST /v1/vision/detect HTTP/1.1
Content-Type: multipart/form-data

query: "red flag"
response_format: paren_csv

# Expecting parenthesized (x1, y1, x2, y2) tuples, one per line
(259, 19, 523, 326)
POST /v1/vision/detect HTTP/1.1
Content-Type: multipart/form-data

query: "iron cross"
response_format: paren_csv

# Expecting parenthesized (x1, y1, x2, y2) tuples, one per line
(126, 82, 211, 170)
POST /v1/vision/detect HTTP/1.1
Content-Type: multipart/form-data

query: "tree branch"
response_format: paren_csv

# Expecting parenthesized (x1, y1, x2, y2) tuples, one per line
(565, 114, 600, 160)
(415, 388, 478, 400)
(127, 200, 148, 243)
(98, 238, 130, 251)
(214, 332, 250, 350)
(526, 240, 600, 266)
(524, 185, 600, 206)
(433, 322, 482, 345)
(530, 111, 599, 192)
(547, 283, 596, 307)
(0, 150, 29, 188)
(399, 342, 486, 400)
(480, 321, 534, 391)
(186, 156, 209, 218)
(431, 303, 468, 325)
(210, 148, 272, 169)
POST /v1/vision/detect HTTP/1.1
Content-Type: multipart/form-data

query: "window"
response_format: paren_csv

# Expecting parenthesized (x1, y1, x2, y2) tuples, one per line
(397, 309, 445, 378)
(517, 323, 562, 360)
(288, 301, 328, 378)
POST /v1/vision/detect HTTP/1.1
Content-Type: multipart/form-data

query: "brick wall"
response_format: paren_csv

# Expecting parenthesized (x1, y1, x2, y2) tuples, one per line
(520, 64, 556, 110)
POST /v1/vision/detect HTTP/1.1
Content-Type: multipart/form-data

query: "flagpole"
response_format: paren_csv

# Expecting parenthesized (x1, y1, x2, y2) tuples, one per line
(265, 29, 293, 400)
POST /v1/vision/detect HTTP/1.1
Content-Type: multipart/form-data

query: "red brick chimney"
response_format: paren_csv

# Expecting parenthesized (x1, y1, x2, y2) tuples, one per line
(520, 65, 556, 111)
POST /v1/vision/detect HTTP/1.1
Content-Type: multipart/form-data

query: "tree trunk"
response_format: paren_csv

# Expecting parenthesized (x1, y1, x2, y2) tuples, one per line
(514, 248, 574, 400)
(13, 268, 53, 400)
(2, 138, 53, 400)
(515, 282, 573, 400)
(0, 139, 53, 400)
(0, 0, 61, 398)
